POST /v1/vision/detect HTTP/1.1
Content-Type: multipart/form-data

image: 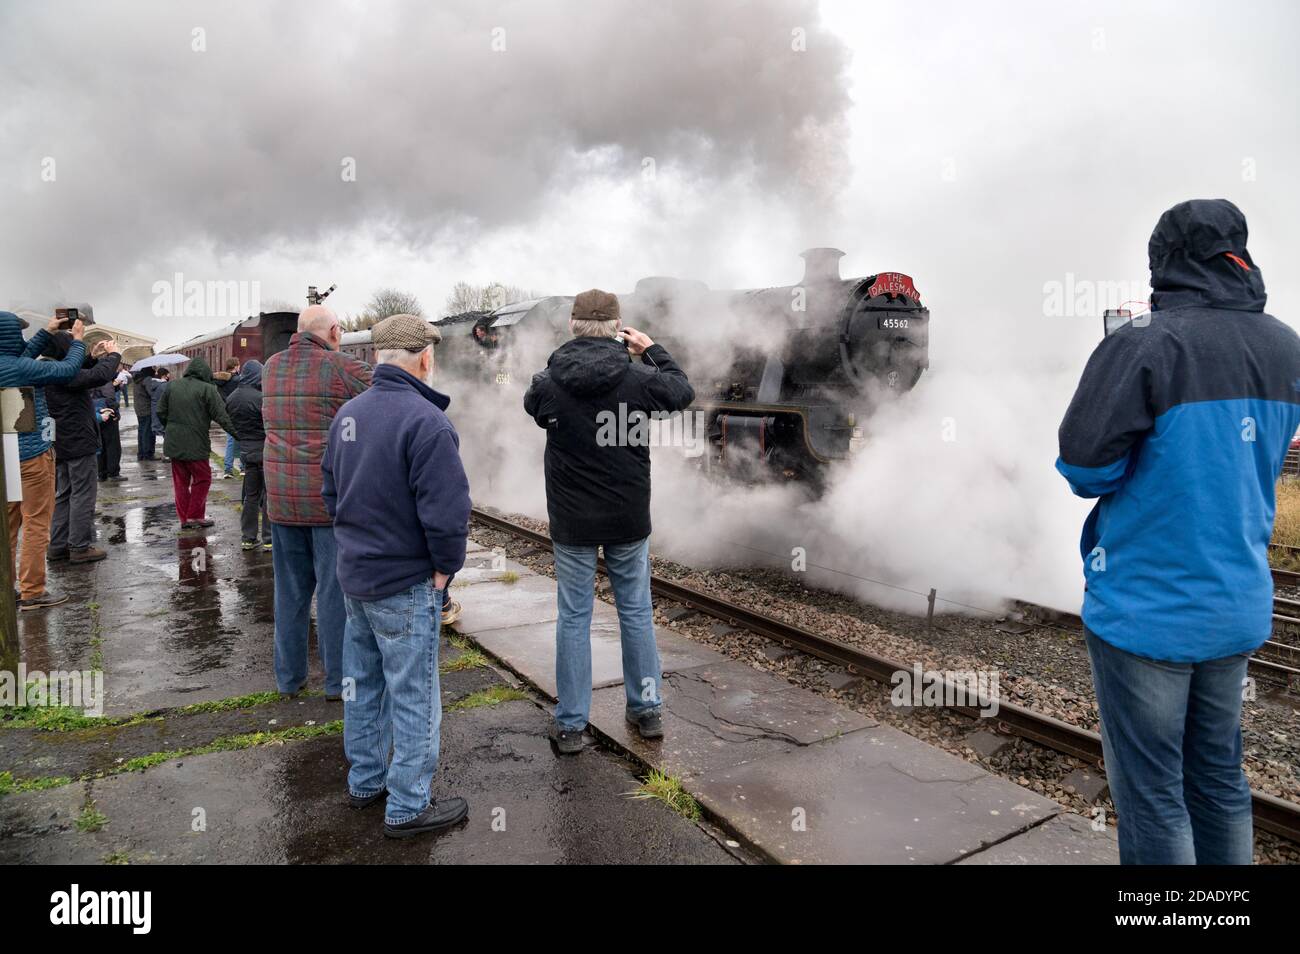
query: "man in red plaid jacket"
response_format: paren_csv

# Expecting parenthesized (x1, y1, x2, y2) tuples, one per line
(263, 305, 372, 697)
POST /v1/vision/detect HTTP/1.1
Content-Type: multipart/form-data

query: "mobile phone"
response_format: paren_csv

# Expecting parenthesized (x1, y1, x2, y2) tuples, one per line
(55, 307, 79, 330)
(1102, 308, 1132, 338)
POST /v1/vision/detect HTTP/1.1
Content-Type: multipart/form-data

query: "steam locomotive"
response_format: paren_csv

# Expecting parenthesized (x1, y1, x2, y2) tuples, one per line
(163, 248, 930, 480)
(421, 248, 931, 480)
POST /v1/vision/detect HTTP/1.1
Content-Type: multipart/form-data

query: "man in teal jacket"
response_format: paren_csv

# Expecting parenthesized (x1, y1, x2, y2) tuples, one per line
(0, 311, 89, 609)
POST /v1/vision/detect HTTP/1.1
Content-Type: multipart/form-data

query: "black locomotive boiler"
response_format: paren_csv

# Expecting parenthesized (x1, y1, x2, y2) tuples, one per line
(429, 248, 930, 481)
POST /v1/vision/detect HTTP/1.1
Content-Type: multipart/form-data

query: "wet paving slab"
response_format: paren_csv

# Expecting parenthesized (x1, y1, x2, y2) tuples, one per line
(587, 662, 875, 780)
(955, 811, 1119, 864)
(687, 726, 1061, 864)
(471, 613, 729, 699)
(0, 700, 739, 865)
(0, 643, 497, 783)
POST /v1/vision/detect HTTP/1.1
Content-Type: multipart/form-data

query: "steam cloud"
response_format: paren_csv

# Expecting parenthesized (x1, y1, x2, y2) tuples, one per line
(0, 0, 848, 310)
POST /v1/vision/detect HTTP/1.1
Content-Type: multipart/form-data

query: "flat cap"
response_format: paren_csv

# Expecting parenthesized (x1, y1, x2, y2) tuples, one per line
(571, 289, 620, 323)
(372, 313, 442, 350)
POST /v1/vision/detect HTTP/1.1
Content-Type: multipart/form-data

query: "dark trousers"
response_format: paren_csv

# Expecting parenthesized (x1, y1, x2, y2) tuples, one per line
(240, 462, 271, 543)
(171, 459, 212, 523)
(50, 453, 99, 552)
(97, 417, 122, 478)
(137, 410, 155, 460)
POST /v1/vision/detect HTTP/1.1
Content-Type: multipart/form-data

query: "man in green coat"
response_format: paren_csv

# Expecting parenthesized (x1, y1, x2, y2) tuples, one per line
(156, 357, 238, 530)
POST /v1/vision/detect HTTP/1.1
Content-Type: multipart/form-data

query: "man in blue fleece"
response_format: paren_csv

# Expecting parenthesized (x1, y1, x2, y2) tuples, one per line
(0, 311, 89, 609)
(1057, 199, 1300, 864)
(322, 313, 471, 839)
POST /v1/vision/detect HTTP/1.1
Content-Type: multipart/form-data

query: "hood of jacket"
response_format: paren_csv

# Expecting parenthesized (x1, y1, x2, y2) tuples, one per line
(0, 312, 26, 357)
(1149, 199, 1266, 312)
(238, 359, 263, 389)
(184, 356, 214, 383)
(547, 336, 631, 398)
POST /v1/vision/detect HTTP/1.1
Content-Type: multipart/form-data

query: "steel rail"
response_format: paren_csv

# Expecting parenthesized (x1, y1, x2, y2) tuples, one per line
(470, 507, 1300, 843)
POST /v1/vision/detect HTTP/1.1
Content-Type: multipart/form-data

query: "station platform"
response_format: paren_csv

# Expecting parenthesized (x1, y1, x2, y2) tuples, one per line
(453, 544, 1120, 864)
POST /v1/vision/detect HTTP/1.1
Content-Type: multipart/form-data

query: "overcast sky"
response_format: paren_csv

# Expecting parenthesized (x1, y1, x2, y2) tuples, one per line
(1, 0, 1296, 360)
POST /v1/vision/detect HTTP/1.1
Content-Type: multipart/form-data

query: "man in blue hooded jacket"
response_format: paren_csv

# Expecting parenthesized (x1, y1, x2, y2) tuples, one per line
(0, 311, 89, 609)
(1057, 199, 1300, 864)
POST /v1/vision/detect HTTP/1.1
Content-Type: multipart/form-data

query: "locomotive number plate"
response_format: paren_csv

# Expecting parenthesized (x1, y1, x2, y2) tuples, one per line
(878, 317, 910, 330)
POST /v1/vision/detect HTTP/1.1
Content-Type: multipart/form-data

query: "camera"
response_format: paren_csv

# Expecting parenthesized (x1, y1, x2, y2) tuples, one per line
(55, 307, 79, 330)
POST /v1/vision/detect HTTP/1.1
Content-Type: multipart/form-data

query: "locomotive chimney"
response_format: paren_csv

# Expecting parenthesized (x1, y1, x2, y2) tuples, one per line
(799, 247, 845, 284)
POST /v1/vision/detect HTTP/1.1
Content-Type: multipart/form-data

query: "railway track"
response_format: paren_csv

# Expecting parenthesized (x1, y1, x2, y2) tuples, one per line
(469, 507, 1300, 845)
(1017, 596, 1300, 681)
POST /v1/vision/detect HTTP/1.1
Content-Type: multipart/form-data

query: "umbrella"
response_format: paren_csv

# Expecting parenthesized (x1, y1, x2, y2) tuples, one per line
(128, 352, 189, 372)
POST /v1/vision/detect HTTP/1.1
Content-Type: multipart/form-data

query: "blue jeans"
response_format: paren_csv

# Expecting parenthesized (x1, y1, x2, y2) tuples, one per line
(271, 523, 345, 696)
(1085, 629, 1253, 864)
(224, 434, 239, 473)
(553, 536, 661, 731)
(343, 580, 442, 824)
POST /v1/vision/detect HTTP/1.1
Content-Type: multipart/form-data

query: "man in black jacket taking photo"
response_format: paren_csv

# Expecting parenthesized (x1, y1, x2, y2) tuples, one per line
(524, 289, 694, 754)
(45, 335, 122, 564)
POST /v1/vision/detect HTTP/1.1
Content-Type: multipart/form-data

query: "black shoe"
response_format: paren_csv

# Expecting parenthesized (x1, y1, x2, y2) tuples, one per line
(626, 709, 664, 739)
(549, 722, 585, 754)
(19, 591, 69, 611)
(383, 797, 468, 838)
(109, 475, 127, 482)
(194, 518, 215, 528)
(349, 788, 386, 809)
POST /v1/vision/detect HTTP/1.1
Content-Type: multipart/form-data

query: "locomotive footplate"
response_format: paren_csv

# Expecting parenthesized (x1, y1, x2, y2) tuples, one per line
(694, 400, 862, 472)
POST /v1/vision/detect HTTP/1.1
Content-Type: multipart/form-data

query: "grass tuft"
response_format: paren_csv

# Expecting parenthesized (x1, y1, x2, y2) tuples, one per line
(441, 648, 489, 673)
(446, 685, 528, 712)
(629, 770, 701, 821)
(0, 770, 72, 796)
(76, 802, 108, 833)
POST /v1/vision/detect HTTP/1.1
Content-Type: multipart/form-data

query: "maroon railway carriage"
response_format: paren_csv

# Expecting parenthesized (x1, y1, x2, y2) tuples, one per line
(161, 311, 300, 368)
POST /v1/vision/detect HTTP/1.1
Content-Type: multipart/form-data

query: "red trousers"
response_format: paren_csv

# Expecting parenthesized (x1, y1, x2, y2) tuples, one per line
(171, 459, 212, 523)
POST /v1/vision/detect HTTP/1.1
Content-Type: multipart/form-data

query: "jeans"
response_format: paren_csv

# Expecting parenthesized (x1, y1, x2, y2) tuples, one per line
(136, 410, 156, 460)
(50, 453, 98, 552)
(271, 523, 345, 696)
(1085, 629, 1253, 864)
(224, 433, 239, 473)
(6, 450, 56, 599)
(343, 580, 442, 824)
(170, 459, 212, 523)
(240, 462, 271, 543)
(553, 536, 661, 731)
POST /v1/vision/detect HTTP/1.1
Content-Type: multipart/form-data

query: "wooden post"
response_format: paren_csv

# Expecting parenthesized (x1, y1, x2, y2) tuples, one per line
(926, 587, 937, 634)
(0, 388, 22, 678)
